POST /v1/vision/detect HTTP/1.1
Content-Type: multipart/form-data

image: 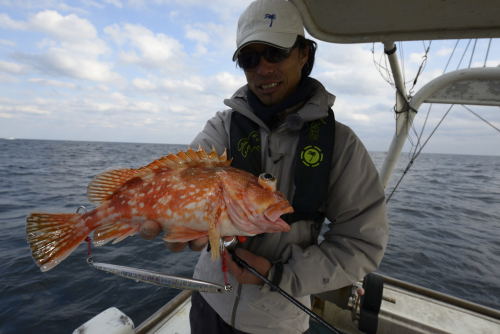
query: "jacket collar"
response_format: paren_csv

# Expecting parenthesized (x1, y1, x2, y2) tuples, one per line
(223, 78, 336, 130)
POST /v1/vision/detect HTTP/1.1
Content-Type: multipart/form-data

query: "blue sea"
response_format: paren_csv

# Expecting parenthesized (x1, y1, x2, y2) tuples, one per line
(0, 139, 499, 333)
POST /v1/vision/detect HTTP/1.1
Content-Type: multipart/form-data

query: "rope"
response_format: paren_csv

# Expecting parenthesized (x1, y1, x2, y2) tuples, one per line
(484, 39, 492, 67)
(443, 39, 460, 74)
(387, 105, 455, 203)
(457, 39, 472, 70)
(468, 39, 478, 68)
(461, 105, 500, 133)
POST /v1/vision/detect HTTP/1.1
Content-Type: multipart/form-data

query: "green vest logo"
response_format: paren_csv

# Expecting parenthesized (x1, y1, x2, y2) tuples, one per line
(238, 131, 260, 158)
(301, 146, 323, 167)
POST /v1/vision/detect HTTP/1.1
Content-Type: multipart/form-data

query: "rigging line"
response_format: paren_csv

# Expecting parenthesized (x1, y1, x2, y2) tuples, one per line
(484, 38, 493, 67)
(461, 105, 500, 133)
(386, 105, 455, 203)
(457, 39, 472, 70)
(409, 41, 432, 96)
(468, 39, 478, 68)
(409, 103, 433, 158)
(443, 39, 460, 74)
(413, 104, 455, 160)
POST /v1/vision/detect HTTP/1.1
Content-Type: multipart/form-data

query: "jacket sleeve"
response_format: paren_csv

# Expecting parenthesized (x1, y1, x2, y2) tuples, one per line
(269, 122, 389, 297)
(190, 110, 232, 154)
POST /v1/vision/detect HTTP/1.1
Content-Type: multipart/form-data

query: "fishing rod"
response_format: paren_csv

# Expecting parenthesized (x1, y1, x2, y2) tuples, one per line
(228, 249, 342, 334)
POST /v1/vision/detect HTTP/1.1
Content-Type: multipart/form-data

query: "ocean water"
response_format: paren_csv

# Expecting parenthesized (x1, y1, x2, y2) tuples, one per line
(0, 139, 499, 333)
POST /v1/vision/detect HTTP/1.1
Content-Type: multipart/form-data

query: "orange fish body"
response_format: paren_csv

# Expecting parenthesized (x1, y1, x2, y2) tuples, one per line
(26, 146, 293, 272)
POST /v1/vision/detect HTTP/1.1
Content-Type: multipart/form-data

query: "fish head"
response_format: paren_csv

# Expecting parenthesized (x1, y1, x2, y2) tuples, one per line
(217, 170, 293, 235)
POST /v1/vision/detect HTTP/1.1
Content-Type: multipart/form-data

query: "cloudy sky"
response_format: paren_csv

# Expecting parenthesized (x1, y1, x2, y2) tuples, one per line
(0, 0, 499, 156)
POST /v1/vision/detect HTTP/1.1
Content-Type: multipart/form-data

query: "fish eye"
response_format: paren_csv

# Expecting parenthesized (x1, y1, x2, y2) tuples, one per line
(261, 173, 275, 181)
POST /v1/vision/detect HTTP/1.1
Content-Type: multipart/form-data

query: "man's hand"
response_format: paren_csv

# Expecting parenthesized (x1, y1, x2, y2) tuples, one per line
(138, 220, 234, 252)
(226, 248, 272, 286)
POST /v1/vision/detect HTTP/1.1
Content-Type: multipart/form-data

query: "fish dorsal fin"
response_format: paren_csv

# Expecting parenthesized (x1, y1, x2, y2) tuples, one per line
(87, 168, 144, 204)
(87, 146, 231, 204)
(138, 145, 231, 171)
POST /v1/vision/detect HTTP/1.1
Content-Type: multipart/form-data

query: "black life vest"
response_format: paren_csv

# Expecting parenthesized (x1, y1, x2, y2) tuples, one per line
(229, 108, 335, 224)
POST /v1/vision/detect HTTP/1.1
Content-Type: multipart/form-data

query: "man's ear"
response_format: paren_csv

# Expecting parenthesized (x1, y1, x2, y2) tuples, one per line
(299, 44, 309, 68)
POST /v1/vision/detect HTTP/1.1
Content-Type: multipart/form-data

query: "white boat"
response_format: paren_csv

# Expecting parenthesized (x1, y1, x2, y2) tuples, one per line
(73, 0, 500, 333)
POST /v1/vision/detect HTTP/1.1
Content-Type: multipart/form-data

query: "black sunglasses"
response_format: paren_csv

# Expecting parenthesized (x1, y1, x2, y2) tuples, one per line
(236, 42, 299, 70)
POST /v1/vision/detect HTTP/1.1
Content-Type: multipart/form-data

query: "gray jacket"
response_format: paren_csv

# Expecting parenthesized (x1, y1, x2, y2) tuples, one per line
(191, 79, 388, 334)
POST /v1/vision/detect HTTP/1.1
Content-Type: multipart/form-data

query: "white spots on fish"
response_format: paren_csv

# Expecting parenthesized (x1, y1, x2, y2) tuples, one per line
(184, 202, 197, 210)
(198, 178, 204, 181)
(139, 203, 144, 208)
(128, 200, 136, 206)
(139, 193, 145, 197)
(189, 184, 196, 188)
(131, 208, 138, 215)
(178, 185, 186, 190)
(189, 192, 195, 196)
(122, 200, 126, 205)
(157, 186, 161, 191)
(167, 208, 172, 216)
(195, 189, 200, 193)
(203, 188, 209, 192)
(153, 204, 157, 209)
(147, 188, 153, 194)
(180, 195, 186, 199)
(161, 178, 166, 182)
(152, 181, 156, 185)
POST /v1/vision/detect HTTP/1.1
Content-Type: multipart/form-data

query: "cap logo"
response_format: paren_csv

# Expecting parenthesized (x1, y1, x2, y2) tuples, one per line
(264, 14, 276, 27)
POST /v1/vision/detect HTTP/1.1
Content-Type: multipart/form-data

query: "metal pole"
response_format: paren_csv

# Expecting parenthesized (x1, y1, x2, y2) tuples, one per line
(229, 251, 342, 334)
(379, 41, 417, 190)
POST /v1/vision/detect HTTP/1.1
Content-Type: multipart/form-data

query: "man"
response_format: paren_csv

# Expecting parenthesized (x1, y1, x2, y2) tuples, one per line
(140, 0, 388, 333)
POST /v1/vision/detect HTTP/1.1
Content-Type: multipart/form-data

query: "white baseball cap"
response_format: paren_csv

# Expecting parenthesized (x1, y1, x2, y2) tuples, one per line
(232, 0, 305, 61)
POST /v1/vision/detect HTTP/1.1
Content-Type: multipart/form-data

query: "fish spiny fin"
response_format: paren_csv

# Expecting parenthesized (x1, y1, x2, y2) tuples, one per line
(87, 168, 144, 204)
(137, 146, 231, 174)
(163, 225, 207, 243)
(26, 212, 87, 272)
(93, 221, 141, 246)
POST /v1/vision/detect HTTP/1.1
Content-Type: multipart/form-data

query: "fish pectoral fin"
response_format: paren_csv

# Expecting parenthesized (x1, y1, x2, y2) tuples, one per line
(93, 221, 141, 246)
(207, 195, 223, 262)
(163, 225, 207, 243)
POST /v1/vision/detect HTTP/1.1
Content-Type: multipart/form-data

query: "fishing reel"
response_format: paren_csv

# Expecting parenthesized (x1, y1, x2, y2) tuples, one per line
(348, 273, 387, 334)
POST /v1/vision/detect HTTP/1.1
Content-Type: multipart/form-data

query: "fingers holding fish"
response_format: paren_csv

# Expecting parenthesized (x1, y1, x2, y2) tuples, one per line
(139, 220, 162, 240)
(188, 236, 208, 251)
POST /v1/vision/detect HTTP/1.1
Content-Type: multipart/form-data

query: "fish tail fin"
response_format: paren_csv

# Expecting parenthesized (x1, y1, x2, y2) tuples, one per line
(26, 212, 88, 272)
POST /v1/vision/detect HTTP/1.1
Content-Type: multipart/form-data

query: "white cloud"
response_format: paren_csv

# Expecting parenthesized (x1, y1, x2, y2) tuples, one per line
(104, 23, 187, 71)
(104, 0, 123, 8)
(0, 13, 28, 29)
(437, 47, 454, 57)
(0, 60, 26, 74)
(0, 105, 51, 115)
(184, 22, 236, 57)
(0, 38, 16, 47)
(28, 78, 78, 89)
(29, 10, 97, 41)
(132, 78, 157, 91)
(1, 11, 120, 83)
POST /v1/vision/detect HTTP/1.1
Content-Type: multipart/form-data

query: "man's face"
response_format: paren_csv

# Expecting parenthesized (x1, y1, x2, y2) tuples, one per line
(242, 43, 309, 106)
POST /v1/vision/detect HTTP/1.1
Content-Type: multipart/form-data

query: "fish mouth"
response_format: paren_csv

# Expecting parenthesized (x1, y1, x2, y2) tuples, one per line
(263, 202, 293, 232)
